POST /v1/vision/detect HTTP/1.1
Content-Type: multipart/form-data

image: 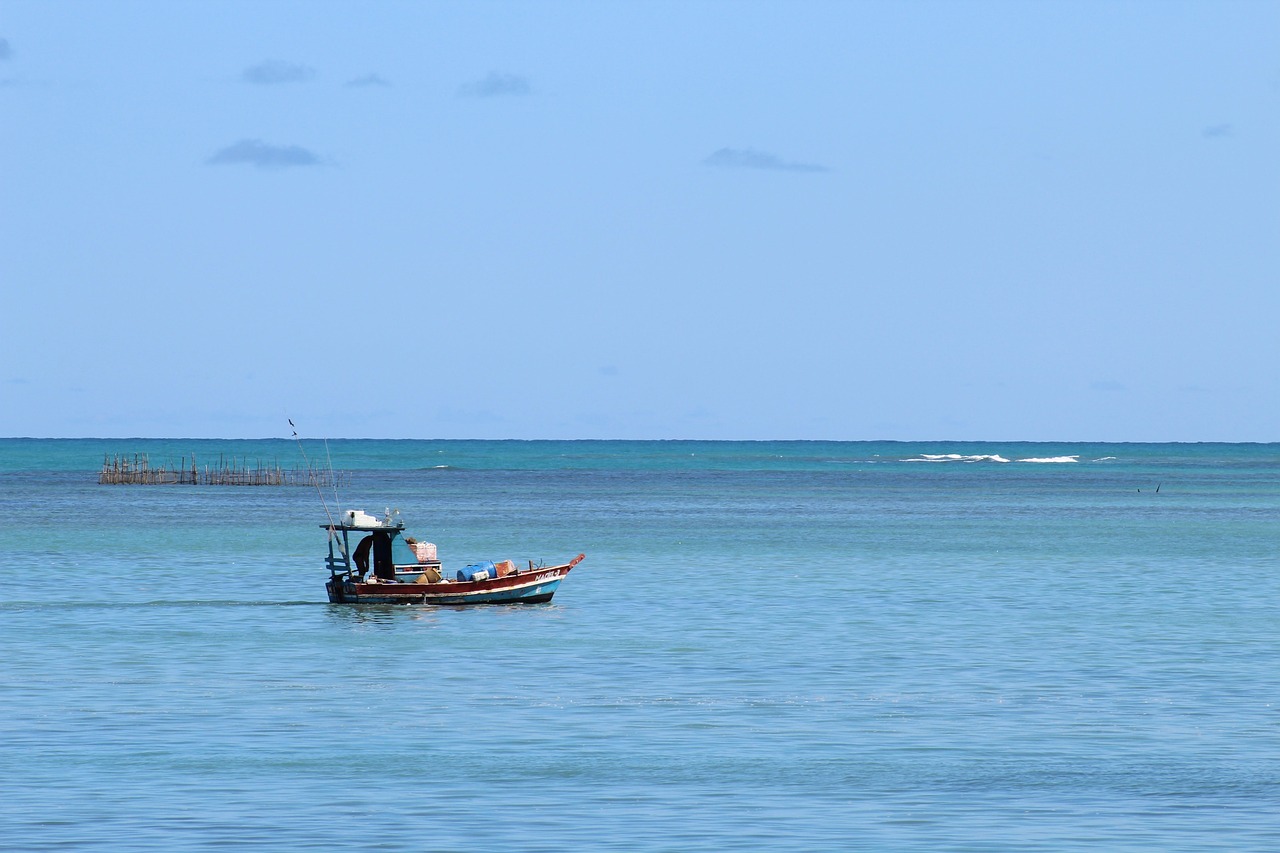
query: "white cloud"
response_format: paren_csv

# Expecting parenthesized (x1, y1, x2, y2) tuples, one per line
(703, 147, 828, 173)
(458, 72, 531, 98)
(243, 60, 315, 85)
(345, 73, 391, 88)
(206, 139, 321, 169)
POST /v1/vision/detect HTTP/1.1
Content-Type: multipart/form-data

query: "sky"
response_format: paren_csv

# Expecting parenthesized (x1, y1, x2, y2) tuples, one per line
(1, 0, 1277, 441)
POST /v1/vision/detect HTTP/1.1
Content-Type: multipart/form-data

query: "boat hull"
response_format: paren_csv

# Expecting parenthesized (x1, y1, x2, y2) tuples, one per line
(326, 560, 577, 605)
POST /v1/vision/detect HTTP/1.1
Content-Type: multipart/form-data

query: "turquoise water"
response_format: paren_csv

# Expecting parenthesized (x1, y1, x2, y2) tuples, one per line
(1, 440, 1278, 850)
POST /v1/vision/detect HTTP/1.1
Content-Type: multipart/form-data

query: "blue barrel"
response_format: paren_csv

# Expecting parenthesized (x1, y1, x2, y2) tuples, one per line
(456, 561, 496, 582)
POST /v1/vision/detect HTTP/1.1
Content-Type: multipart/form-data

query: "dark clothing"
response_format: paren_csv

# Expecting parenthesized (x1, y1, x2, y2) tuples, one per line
(353, 535, 373, 574)
(371, 531, 394, 580)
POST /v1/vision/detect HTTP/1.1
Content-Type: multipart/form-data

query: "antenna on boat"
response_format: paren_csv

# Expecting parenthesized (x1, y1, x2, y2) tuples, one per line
(290, 419, 339, 532)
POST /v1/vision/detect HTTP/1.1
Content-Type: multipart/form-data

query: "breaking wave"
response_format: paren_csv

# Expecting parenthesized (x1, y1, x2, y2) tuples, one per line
(902, 453, 1084, 465)
(904, 454, 1011, 463)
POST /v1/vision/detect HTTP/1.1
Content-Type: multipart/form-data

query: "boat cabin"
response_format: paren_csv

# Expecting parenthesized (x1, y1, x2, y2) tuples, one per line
(323, 509, 443, 584)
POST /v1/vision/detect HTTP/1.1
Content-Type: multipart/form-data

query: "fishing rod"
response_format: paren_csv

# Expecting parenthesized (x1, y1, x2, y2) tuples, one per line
(290, 419, 341, 537)
(323, 436, 341, 519)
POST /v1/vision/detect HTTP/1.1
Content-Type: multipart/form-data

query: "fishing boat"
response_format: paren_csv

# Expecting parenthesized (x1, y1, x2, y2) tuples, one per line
(322, 508, 584, 605)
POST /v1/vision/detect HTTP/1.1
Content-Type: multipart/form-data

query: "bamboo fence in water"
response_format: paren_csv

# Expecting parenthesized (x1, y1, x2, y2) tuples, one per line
(99, 453, 347, 487)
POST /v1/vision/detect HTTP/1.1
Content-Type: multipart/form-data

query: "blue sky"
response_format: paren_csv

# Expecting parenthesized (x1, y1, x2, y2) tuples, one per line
(2, 1, 1277, 440)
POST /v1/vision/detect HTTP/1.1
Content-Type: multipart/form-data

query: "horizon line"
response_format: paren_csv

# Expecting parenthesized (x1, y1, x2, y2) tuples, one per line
(2, 436, 1276, 445)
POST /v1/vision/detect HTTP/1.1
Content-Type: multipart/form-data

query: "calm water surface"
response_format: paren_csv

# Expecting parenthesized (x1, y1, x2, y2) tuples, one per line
(1, 440, 1278, 850)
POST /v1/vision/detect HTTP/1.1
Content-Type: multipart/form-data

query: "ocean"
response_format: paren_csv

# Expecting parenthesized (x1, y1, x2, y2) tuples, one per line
(1, 439, 1277, 851)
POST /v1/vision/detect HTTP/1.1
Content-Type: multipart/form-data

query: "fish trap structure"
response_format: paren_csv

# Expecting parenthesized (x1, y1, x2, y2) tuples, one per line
(99, 453, 348, 487)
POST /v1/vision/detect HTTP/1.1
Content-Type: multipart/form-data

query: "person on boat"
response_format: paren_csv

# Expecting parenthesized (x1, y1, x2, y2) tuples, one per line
(353, 532, 395, 581)
(353, 534, 374, 577)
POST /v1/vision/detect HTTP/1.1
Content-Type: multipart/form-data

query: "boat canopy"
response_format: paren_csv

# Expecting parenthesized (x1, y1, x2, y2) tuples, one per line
(322, 509, 420, 579)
